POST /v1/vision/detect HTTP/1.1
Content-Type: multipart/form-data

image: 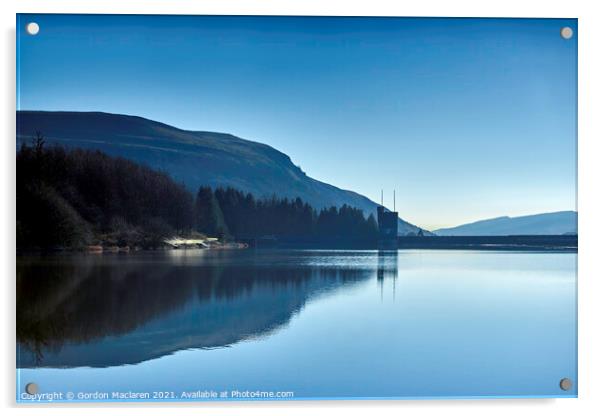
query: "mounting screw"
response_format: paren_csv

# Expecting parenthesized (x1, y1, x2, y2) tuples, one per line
(26, 22, 40, 36)
(25, 382, 38, 395)
(559, 378, 573, 391)
(560, 27, 573, 40)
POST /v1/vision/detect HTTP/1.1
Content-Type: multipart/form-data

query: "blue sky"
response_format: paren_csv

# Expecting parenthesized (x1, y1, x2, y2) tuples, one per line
(16, 15, 577, 230)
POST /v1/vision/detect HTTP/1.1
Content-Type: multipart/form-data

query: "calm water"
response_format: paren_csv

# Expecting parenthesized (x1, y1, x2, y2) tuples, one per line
(16, 249, 577, 401)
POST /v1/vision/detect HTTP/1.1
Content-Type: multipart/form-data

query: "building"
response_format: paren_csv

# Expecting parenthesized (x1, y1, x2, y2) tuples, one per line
(377, 205, 398, 250)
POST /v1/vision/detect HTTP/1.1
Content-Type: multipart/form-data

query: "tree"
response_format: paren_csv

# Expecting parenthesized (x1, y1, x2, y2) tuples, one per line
(17, 184, 91, 249)
(195, 186, 229, 237)
(17, 141, 197, 249)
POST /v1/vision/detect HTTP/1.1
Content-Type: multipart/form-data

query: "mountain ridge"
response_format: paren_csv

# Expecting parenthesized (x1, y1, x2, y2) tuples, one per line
(433, 211, 577, 236)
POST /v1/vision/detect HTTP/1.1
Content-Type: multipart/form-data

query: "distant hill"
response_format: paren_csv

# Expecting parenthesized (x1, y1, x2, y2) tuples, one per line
(17, 110, 427, 235)
(433, 211, 577, 236)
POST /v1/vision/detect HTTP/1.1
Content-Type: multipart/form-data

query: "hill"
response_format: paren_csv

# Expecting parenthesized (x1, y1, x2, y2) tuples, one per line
(433, 211, 577, 236)
(17, 110, 426, 235)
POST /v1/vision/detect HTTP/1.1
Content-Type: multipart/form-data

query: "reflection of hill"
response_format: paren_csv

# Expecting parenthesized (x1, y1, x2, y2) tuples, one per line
(17, 251, 371, 368)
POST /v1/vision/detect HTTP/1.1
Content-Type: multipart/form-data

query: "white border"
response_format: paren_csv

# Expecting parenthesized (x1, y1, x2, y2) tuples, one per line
(3, 1, 601, 415)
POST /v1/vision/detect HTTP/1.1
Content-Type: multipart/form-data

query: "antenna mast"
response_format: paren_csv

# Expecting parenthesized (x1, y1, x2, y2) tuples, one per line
(393, 190, 396, 212)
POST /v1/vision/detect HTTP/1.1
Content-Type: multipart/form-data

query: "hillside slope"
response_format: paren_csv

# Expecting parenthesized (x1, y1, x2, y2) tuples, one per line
(17, 110, 426, 235)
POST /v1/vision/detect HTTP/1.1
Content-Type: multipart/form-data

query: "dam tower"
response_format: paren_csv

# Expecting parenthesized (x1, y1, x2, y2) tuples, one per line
(377, 190, 398, 250)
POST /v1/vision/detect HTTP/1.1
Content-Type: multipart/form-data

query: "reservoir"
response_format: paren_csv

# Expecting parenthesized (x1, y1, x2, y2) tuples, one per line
(16, 249, 577, 401)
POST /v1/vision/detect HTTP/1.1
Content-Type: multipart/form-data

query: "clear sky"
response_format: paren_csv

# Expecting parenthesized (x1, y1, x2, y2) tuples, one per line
(16, 15, 577, 230)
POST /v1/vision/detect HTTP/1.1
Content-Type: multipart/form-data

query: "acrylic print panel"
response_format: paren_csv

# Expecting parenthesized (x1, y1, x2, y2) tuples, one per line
(15, 14, 577, 403)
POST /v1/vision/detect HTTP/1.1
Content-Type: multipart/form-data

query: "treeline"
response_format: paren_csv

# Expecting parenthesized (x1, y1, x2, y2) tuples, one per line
(198, 187, 378, 240)
(17, 137, 195, 249)
(17, 139, 378, 250)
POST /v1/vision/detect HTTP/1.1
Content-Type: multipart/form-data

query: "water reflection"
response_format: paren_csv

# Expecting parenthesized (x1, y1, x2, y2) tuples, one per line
(377, 250, 398, 301)
(17, 250, 375, 368)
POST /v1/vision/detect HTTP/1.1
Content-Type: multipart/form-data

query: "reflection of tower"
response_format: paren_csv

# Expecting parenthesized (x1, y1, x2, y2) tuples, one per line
(377, 250, 398, 301)
(377, 190, 399, 250)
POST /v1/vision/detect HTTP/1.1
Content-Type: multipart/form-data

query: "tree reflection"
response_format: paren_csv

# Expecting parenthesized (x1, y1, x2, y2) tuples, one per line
(17, 251, 373, 368)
